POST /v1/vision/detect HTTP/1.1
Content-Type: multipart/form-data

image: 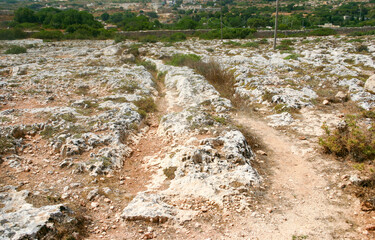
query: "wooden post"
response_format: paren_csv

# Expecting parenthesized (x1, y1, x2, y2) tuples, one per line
(273, 0, 279, 50)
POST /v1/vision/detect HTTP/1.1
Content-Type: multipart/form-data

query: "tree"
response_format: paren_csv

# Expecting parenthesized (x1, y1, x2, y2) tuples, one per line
(14, 7, 37, 23)
(101, 12, 110, 21)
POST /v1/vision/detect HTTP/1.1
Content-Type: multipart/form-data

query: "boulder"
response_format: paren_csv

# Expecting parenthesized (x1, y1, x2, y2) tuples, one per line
(121, 54, 135, 63)
(11, 66, 27, 76)
(122, 193, 174, 223)
(364, 74, 375, 93)
(102, 45, 120, 56)
(335, 91, 348, 102)
(0, 187, 71, 240)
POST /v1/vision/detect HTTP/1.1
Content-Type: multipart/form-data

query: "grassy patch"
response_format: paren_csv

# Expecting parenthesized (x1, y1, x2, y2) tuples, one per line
(59, 113, 77, 123)
(0, 116, 11, 122)
(74, 85, 90, 96)
(223, 40, 241, 47)
(319, 115, 375, 162)
(242, 42, 259, 48)
(276, 45, 294, 51)
(166, 54, 236, 105)
(40, 126, 60, 139)
(262, 90, 276, 102)
(163, 167, 177, 180)
(0, 136, 14, 154)
(5, 45, 27, 54)
(134, 97, 157, 118)
(113, 80, 139, 94)
(212, 116, 227, 125)
(356, 45, 369, 53)
(284, 53, 300, 60)
(167, 53, 201, 66)
(137, 60, 156, 72)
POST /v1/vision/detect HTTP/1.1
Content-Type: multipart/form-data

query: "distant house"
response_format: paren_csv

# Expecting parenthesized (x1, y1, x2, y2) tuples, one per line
(318, 23, 340, 28)
(104, 24, 117, 30)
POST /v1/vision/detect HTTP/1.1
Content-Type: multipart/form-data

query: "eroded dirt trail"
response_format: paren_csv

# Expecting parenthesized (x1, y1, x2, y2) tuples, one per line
(231, 113, 359, 239)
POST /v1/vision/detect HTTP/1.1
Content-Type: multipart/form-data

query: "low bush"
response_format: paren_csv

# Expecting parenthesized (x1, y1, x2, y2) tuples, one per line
(5, 45, 27, 54)
(223, 40, 241, 46)
(349, 30, 375, 36)
(356, 45, 369, 53)
(199, 28, 256, 40)
(284, 53, 300, 60)
(280, 39, 294, 46)
(0, 136, 14, 154)
(167, 53, 201, 66)
(32, 30, 63, 40)
(138, 60, 156, 72)
(0, 28, 27, 40)
(257, 38, 268, 44)
(134, 97, 157, 118)
(276, 44, 294, 51)
(166, 32, 186, 42)
(319, 115, 375, 162)
(308, 28, 337, 36)
(242, 42, 259, 48)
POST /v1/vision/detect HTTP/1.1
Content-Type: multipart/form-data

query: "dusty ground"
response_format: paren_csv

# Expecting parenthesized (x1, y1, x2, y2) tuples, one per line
(1, 36, 375, 239)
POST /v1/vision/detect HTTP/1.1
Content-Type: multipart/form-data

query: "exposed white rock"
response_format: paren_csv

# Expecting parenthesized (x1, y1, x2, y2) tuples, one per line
(266, 112, 294, 127)
(364, 74, 375, 93)
(122, 192, 174, 223)
(102, 45, 121, 56)
(0, 187, 67, 240)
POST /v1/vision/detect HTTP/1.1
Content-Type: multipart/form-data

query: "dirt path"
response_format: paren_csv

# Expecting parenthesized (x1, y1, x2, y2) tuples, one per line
(230, 112, 361, 240)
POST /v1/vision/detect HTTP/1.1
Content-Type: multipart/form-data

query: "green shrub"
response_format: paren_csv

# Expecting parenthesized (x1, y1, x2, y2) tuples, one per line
(167, 53, 201, 66)
(5, 45, 27, 54)
(0, 136, 14, 154)
(349, 30, 375, 37)
(165, 32, 186, 42)
(139, 35, 159, 43)
(363, 110, 375, 119)
(114, 34, 127, 43)
(64, 24, 114, 40)
(356, 45, 369, 53)
(223, 40, 241, 46)
(242, 42, 259, 48)
(199, 28, 256, 40)
(138, 60, 156, 72)
(308, 28, 337, 36)
(319, 115, 375, 162)
(280, 39, 294, 46)
(32, 30, 63, 40)
(284, 53, 300, 60)
(134, 97, 157, 118)
(0, 28, 27, 40)
(276, 45, 294, 51)
(257, 38, 268, 44)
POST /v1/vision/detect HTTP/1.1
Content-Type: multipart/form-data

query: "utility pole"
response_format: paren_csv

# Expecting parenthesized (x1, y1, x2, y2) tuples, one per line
(273, 0, 279, 50)
(220, 1, 223, 41)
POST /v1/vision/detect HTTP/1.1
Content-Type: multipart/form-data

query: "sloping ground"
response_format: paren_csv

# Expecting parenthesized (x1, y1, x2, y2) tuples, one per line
(0, 36, 374, 239)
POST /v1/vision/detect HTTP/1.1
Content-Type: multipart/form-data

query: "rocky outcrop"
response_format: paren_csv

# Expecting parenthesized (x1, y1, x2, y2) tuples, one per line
(0, 186, 71, 240)
(364, 74, 375, 93)
(122, 193, 175, 223)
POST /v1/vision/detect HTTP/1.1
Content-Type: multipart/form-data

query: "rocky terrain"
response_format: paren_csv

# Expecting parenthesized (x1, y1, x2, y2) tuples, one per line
(0, 35, 374, 239)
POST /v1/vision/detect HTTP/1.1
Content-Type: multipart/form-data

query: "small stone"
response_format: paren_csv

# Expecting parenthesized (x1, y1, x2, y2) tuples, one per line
(256, 150, 267, 156)
(61, 192, 70, 199)
(335, 91, 347, 101)
(322, 99, 330, 105)
(365, 225, 375, 231)
(91, 202, 99, 208)
(87, 189, 99, 201)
